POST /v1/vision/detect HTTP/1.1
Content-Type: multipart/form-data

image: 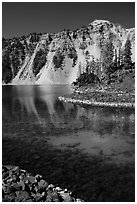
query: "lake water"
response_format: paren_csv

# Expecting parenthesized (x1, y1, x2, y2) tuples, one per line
(2, 85, 135, 201)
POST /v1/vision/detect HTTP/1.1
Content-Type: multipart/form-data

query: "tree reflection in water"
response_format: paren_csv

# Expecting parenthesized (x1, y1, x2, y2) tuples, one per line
(2, 85, 135, 201)
(2, 85, 135, 164)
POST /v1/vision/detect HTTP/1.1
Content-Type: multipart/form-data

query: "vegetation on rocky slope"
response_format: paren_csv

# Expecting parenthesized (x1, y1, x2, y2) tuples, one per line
(67, 43, 135, 107)
(53, 51, 65, 70)
(33, 49, 48, 76)
(2, 20, 135, 84)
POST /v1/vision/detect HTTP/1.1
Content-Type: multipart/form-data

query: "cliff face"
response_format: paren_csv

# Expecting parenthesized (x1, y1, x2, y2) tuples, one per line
(2, 19, 135, 85)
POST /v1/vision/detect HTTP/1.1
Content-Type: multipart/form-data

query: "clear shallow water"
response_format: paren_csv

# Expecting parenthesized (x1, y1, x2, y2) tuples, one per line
(2, 85, 135, 201)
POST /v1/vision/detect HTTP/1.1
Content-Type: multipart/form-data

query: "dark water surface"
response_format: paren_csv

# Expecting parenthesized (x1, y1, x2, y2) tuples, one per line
(2, 85, 135, 201)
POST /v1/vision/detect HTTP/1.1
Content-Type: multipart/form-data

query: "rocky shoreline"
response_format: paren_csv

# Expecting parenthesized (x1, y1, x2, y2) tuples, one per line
(58, 87, 135, 108)
(58, 96, 135, 108)
(2, 165, 83, 202)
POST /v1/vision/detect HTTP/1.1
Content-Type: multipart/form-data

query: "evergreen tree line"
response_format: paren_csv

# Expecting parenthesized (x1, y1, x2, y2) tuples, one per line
(75, 36, 134, 86)
(2, 40, 26, 84)
(2, 36, 40, 83)
(33, 49, 48, 76)
(102, 35, 134, 83)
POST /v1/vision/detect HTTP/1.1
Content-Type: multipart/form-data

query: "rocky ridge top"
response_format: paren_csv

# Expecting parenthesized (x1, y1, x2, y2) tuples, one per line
(2, 19, 135, 85)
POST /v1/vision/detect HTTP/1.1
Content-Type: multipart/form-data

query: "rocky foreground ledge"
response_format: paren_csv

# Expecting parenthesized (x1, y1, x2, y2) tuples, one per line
(2, 165, 83, 202)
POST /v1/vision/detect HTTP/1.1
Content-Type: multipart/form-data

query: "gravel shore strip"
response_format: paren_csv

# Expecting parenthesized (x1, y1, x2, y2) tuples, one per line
(2, 165, 84, 202)
(58, 96, 135, 108)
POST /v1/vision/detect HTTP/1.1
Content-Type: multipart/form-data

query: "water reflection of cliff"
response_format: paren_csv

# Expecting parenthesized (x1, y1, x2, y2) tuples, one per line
(3, 85, 135, 137)
(2, 85, 135, 164)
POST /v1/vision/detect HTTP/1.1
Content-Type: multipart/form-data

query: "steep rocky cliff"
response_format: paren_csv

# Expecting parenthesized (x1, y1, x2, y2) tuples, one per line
(2, 19, 135, 85)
